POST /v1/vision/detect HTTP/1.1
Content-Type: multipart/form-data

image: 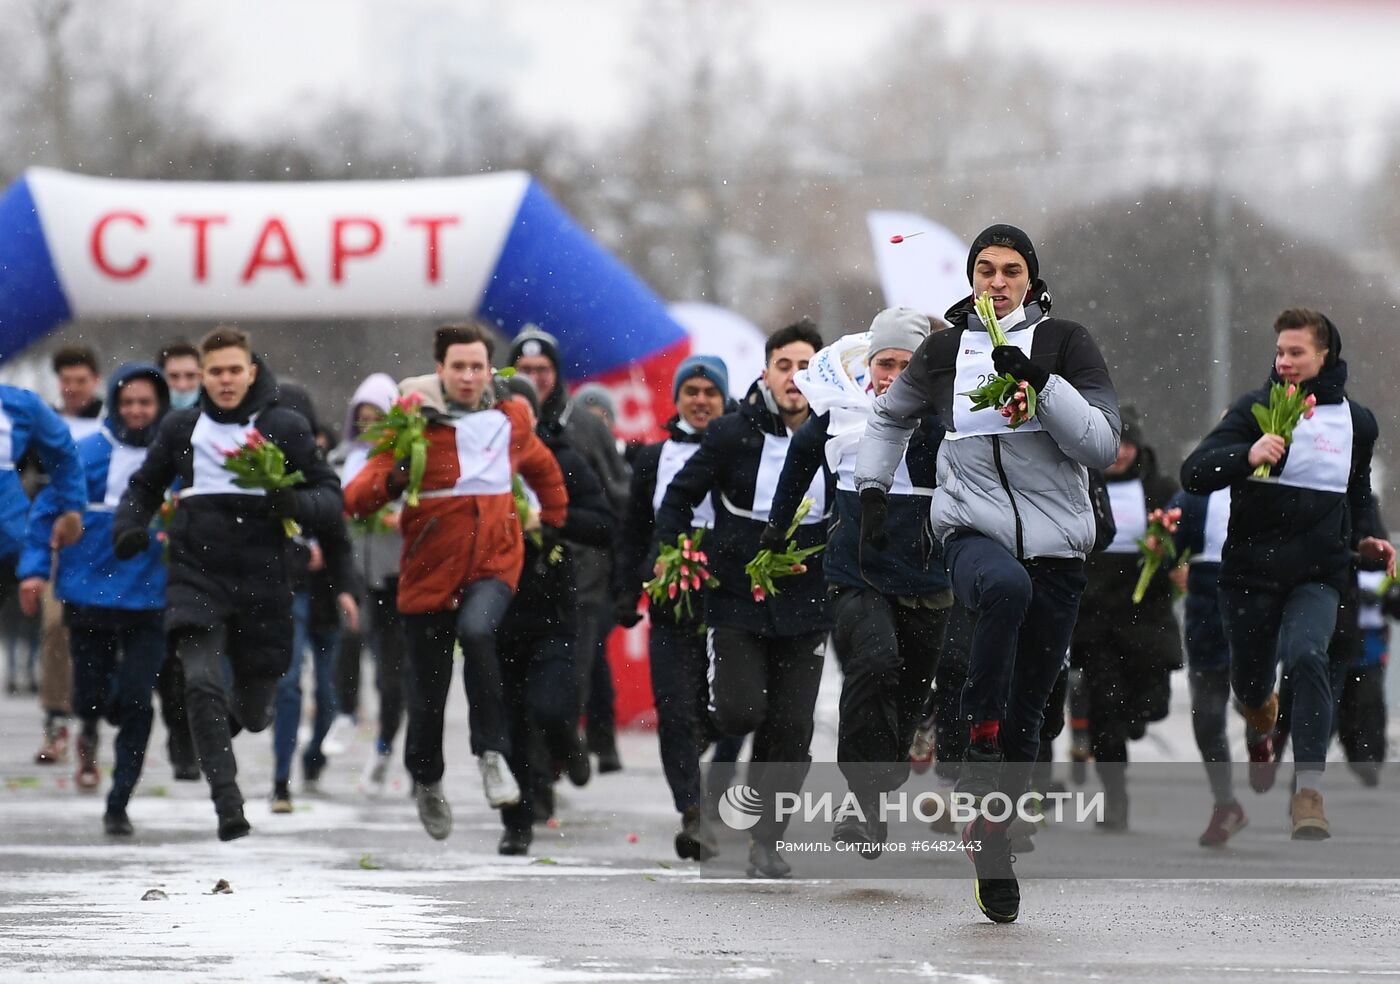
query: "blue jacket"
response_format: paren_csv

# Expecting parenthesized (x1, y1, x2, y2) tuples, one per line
(0, 385, 85, 563)
(18, 366, 168, 611)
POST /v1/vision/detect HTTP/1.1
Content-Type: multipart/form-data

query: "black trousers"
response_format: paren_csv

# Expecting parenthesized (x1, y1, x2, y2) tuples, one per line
(498, 630, 578, 832)
(401, 578, 513, 785)
(179, 624, 279, 813)
(708, 626, 825, 840)
(830, 587, 947, 800)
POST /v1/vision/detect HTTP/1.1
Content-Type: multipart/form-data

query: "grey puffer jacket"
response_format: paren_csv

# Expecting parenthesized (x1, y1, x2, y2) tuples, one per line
(855, 294, 1120, 561)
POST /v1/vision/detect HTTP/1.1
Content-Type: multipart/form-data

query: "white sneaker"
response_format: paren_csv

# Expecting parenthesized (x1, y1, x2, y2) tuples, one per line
(362, 749, 391, 798)
(479, 751, 521, 808)
(321, 715, 356, 757)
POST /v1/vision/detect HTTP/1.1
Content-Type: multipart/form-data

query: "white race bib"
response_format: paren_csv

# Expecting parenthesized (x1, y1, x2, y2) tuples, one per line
(654, 440, 716, 529)
(101, 435, 148, 510)
(1195, 487, 1232, 565)
(181, 414, 265, 498)
(721, 432, 826, 524)
(1103, 478, 1148, 555)
(1276, 401, 1352, 495)
(0, 406, 14, 471)
(948, 323, 1044, 440)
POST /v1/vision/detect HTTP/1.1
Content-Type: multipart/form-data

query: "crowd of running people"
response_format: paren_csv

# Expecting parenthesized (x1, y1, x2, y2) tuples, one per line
(2, 224, 1392, 925)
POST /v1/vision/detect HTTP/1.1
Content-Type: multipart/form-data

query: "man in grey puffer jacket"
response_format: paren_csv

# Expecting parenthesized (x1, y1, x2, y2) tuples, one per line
(854, 224, 1119, 925)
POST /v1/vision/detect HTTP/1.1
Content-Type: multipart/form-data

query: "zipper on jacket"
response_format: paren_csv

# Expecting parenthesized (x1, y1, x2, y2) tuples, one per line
(991, 434, 1025, 560)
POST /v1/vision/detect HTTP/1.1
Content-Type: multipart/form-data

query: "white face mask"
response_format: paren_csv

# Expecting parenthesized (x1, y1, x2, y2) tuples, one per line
(170, 388, 199, 410)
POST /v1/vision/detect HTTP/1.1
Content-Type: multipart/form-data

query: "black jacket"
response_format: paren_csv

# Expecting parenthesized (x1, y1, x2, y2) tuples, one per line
(502, 433, 614, 639)
(113, 354, 342, 673)
(1081, 445, 1179, 612)
(613, 416, 706, 627)
(769, 410, 949, 598)
(655, 381, 833, 636)
(1180, 321, 1382, 594)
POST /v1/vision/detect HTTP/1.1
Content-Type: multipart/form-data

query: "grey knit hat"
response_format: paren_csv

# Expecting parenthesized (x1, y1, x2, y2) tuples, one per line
(865, 307, 931, 364)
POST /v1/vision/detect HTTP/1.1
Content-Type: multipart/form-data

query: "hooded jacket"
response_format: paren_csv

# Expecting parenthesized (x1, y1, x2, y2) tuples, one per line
(337, 373, 402, 592)
(655, 380, 834, 636)
(0, 385, 84, 562)
(344, 372, 568, 614)
(855, 291, 1121, 561)
(19, 365, 169, 612)
(1181, 317, 1382, 594)
(113, 353, 343, 672)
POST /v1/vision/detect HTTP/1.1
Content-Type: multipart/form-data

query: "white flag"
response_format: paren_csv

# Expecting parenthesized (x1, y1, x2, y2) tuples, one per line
(866, 211, 970, 322)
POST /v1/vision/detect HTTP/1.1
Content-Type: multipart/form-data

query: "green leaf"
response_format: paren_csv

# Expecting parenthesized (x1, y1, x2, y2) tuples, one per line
(532, 857, 558, 866)
(358, 854, 383, 870)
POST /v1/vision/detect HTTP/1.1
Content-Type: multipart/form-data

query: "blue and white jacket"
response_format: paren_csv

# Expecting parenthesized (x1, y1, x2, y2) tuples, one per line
(0, 385, 84, 563)
(18, 366, 169, 611)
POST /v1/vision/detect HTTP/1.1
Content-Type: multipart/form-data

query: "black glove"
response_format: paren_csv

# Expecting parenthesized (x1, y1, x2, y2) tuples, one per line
(859, 487, 889, 551)
(113, 527, 151, 561)
(265, 486, 298, 519)
(385, 457, 412, 497)
(991, 345, 1049, 391)
(539, 523, 563, 554)
(613, 596, 644, 629)
(758, 521, 787, 554)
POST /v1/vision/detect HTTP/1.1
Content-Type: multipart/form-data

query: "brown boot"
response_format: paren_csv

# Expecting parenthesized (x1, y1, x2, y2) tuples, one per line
(1290, 788, 1330, 841)
(1242, 693, 1279, 735)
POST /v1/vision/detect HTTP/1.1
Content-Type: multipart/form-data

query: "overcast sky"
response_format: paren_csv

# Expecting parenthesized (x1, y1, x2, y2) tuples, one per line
(180, 0, 1400, 140)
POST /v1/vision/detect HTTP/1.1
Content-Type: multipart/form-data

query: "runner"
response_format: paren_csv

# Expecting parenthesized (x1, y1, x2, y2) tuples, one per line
(613, 354, 745, 861)
(1181, 307, 1395, 840)
(856, 224, 1120, 923)
(113, 328, 343, 841)
(655, 320, 832, 879)
(18, 365, 170, 835)
(763, 308, 949, 856)
(344, 323, 568, 840)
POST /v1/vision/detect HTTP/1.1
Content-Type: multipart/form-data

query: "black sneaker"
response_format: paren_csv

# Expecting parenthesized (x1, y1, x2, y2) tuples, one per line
(832, 802, 886, 860)
(103, 809, 134, 837)
(270, 781, 293, 815)
(498, 827, 533, 856)
(217, 805, 251, 842)
(963, 817, 1019, 924)
(565, 733, 592, 788)
(675, 805, 719, 861)
(746, 839, 792, 879)
(956, 736, 1004, 802)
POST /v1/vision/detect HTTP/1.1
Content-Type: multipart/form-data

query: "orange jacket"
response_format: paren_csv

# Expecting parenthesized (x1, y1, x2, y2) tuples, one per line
(345, 381, 567, 614)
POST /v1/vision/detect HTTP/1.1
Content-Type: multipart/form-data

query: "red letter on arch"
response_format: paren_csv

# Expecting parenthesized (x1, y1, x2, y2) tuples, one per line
(241, 218, 306, 284)
(407, 216, 458, 283)
(90, 212, 149, 279)
(331, 217, 384, 283)
(176, 214, 227, 283)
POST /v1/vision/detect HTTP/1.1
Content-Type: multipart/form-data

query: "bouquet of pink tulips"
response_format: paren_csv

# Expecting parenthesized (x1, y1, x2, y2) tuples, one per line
(645, 529, 718, 620)
(1250, 382, 1317, 479)
(1132, 506, 1183, 604)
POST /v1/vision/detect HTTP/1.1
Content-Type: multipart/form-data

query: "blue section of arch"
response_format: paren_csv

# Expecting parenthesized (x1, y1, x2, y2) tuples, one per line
(0, 177, 71, 361)
(480, 179, 686, 379)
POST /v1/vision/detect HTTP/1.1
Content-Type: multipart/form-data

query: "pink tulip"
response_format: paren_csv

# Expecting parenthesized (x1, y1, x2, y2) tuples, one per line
(790, 564, 803, 573)
(680, 565, 689, 577)
(1304, 407, 1315, 420)
(245, 429, 267, 449)
(1146, 535, 1160, 552)
(683, 538, 693, 551)
(1304, 394, 1317, 407)
(682, 550, 693, 560)
(691, 576, 702, 591)
(752, 586, 766, 602)
(698, 567, 710, 579)
(667, 582, 678, 600)
(695, 552, 707, 564)
(1286, 384, 1297, 398)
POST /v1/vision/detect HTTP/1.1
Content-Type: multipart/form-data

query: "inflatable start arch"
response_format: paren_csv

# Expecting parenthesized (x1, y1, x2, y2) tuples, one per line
(0, 167, 692, 438)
